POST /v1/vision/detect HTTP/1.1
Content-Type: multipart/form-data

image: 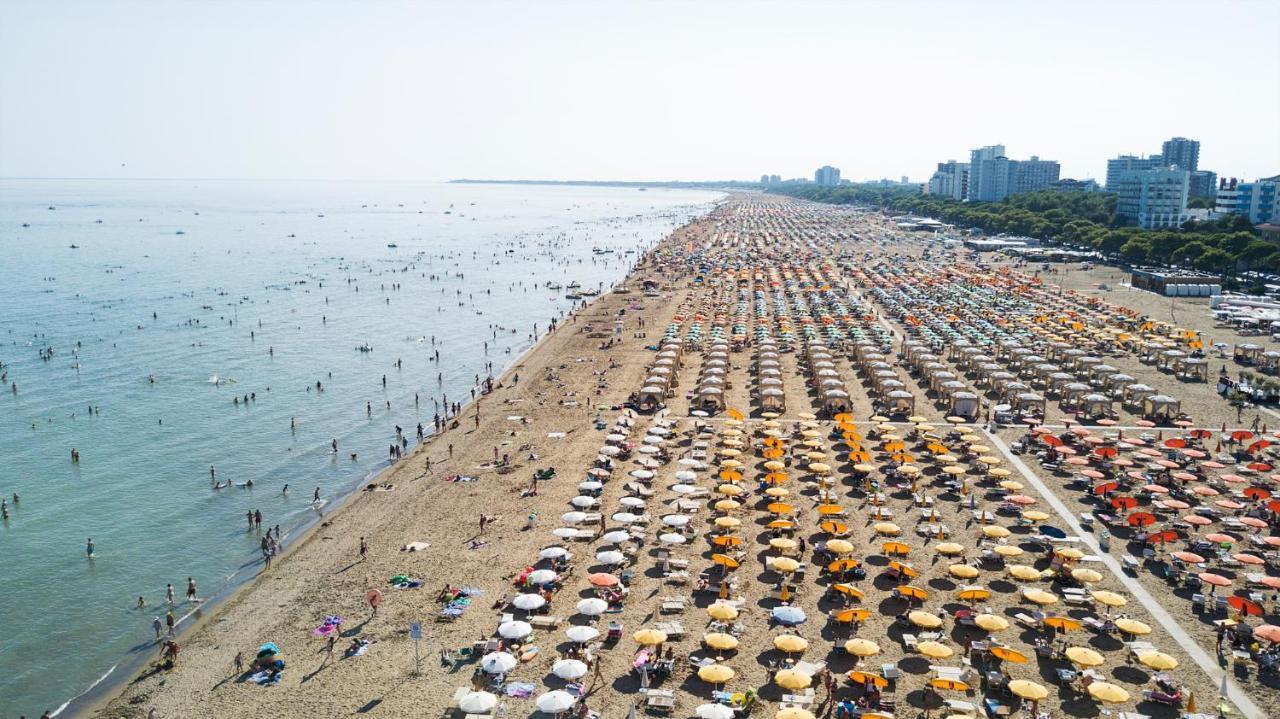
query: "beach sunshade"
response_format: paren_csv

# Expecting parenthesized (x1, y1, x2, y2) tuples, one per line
(1022, 588, 1058, 605)
(990, 646, 1028, 665)
(826, 539, 855, 555)
(917, 641, 953, 659)
(881, 541, 910, 556)
(1043, 616, 1082, 632)
(1091, 590, 1127, 607)
(1115, 618, 1152, 635)
(481, 651, 518, 674)
(1008, 565, 1039, 582)
(513, 593, 546, 611)
(633, 628, 668, 645)
(897, 585, 928, 600)
(974, 614, 1009, 631)
(773, 557, 801, 573)
(848, 670, 888, 688)
(703, 632, 739, 650)
(874, 522, 901, 535)
(552, 658, 589, 679)
(1055, 547, 1084, 559)
(774, 668, 812, 690)
(707, 602, 738, 620)
(1087, 682, 1130, 704)
(587, 573, 620, 587)
(774, 635, 809, 653)
(1008, 680, 1049, 700)
(772, 605, 808, 625)
(576, 597, 608, 615)
(832, 608, 871, 624)
(844, 638, 880, 657)
(908, 610, 942, 628)
(527, 569, 558, 584)
(498, 621, 532, 639)
(697, 705, 736, 719)
(536, 690, 576, 713)
(949, 564, 980, 579)
(458, 691, 499, 713)
(565, 625, 599, 643)
(1137, 651, 1178, 670)
(993, 545, 1023, 558)
(775, 710, 816, 719)
(1065, 646, 1104, 667)
(1071, 568, 1103, 584)
(936, 542, 965, 555)
(982, 525, 1010, 538)
(1199, 572, 1232, 587)
(832, 583, 864, 600)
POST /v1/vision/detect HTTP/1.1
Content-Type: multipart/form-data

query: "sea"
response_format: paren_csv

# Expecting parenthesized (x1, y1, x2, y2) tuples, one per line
(0, 179, 721, 715)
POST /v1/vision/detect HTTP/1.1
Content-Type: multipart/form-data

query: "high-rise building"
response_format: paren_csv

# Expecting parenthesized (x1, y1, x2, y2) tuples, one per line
(1216, 176, 1280, 224)
(1105, 154, 1165, 191)
(769, 174, 780, 185)
(1049, 178, 1102, 193)
(1012, 156, 1061, 194)
(814, 166, 841, 186)
(1161, 137, 1200, 172)
(760, 174, 770, 185)
(966, 145, 1006, 202)
(926, 161, 969, 200)
(1114, 167, 1190, 229)
(1188, 170, 1217, 199)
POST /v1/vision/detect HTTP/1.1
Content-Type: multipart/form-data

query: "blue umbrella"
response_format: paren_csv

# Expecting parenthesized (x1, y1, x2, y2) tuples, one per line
(772, 605, 807, 625)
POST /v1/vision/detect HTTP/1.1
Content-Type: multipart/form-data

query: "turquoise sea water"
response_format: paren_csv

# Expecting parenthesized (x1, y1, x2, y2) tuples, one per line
(0, 179, 719, 716)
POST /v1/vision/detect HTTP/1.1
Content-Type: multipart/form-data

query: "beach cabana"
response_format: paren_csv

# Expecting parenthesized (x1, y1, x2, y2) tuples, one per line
(1080, 393, 1112, 420)
(760, 388, 785, 413)
(1122, 383, 1156, 407)
(1234, 343, 1263, 365)
(1155, 349, 1185, 372)
(1013, 392, 1046, 417)
(637, 384, 666, 413)
(885, 390, 915, 416)
(823, 389, 852, 416)
(1174, 356, 1208, 382)
(949, 391, 979, 420)
(1142, 394, 1181, 422)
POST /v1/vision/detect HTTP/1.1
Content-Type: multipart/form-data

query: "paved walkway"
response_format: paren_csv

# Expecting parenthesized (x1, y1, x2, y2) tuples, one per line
(983, 428, 1262, 719)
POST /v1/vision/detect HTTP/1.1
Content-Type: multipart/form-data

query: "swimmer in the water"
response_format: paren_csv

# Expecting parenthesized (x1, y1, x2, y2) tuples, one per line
(282, 483, 289, 496)
(86, 537, 95, 558)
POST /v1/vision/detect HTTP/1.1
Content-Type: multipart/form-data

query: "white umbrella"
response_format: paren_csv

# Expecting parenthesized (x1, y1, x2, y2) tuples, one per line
(695, 704, 735, 719)
(459, 691, 499, 713)
(527, 569, 558, 584)
(513, 593, 546, 611)
(481, 651, 518, 673)
(565, 625, 599, 643)
(671, 484, 698, 494)
(578, 481, 603, 492)
(586, 468, 610, 477)
(611, 512, 640, 523)
(599, 445, 622, 456)
(561, 511, 587, 524)
(643, 435, 665, 445)
(606, 433, 627, 443)
(638, 445, 660, 455)
(570, 496, 598, 508)
(619, 497, 646, 508)
(629, 469, 655, 479)
(662, 514, 690, 527)
(675, 470, 697, 482)
(637, 457, 661, 469)
(691, 410, 709, 417)
(552, 527, 578, 539)
(601, 530, 631, 544)
(648, 427, 672, 436)
(536, 690, 576, 714)
(539, 546, 568, 559)
(552, 659, 589, 679)
(497, 621, 532, 639)
(576, 597, 608, 616)
(678, 458, 702, 467)
(595, 550, 627, 565)
(659, 533, 687, 545)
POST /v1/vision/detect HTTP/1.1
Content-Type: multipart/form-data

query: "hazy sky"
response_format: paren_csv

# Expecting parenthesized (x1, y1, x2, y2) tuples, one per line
(2, 0, 1277, 182)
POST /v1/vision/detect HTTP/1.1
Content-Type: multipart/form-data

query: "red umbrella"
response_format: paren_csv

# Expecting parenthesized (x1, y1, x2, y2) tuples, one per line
(1127, 512, 1157, 527)
(1042, 434, 1063, 447)
(1164, 438, 1187, 449)
(1227, 596, 1263, 616)
(1111, 496, 1138, 510)
(1268, 499, 1280, 513)
(1147, 530, 1179, 544)
(1246, 460, 1272, 471)
(1094, 482, 1119, 495)
(1094, 446, 1118, 459)
(1190, 429, 1212, 439)
(1199, 572, 1233, 587)
(1243, 487, 1271, 500)
(1171, 551, 1205, 563)
(1204, 533, 1237, 544)
(1231, 430, 1254, 442)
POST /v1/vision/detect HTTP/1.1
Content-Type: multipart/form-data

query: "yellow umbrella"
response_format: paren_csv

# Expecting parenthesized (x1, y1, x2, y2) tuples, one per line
(1023, 588, 1059, 605)
(805, 451, 828, 461)
(800, 429, 821, 439)
(847, 670, 888, 688)
(773, 557, 800, 573)
(826, 539, 855, 555)
(832, 583, 864, 600)
(719, 448, 742, 458)
(908, 610, 942, 628)
(767, 519, 795, 530)
(1087, 682, 1130, 704)
(1007, 564, 1041, 581)
(816, 504, 846, 516)
(917, 641, 953, 659)
(999, 480, 1023, 491)
(774, 669, 812, 690)
(977, 456, 1001, 465)
(1071, 568, 1103, 584)
(698, 663, 736, 684)
(712, 554, 740, 569)
(1023, 510, 1051, 522)
(989, 646, 1028, 663)
(703, 632, 739, 650)
(1055, 547, 1084, 560)
(969, 445, 991, 454)
(714, 516, 741, 529)
(1008, 680, 1049, 701)
(881, 541, 910, 556)
(888, 560, 916, 578)
(982, 525, 1011, 538)
(828, 558, 861, 573)
(1043, 616, 1083, 632)
(844, 638, 880, 657)
(819, 520, 848, 535)
(988, 468, 1013, 478)
(853, 463, 877, 473)
(717, 484, 743, 496)
(720, 459, 743, 469)
(949, 564, 980, 579)
(714, 499, 741, 512)
(765, 487, 790, 498)
(770, 537, 797, 551)
(897, 464, 921, 475)
(775, 710, 816, 719)
(993, 545, 1023, 558)
(897, 585, 928, 600)
(808, 462, 832, 474)
(935, 542, 966, 556)
(712, 535, 742, 547)
(873, 522, 901, 535)
(1091, 590, 1127, 607)
(956, 586, 991, 602)
(633, 629, 668, 645)
(1137, 651, 1177, 670)
(942, 465, 965, 476)
(931, 677, 970, 692)
(1115, 618, 1152, 635)
(764, 460, 786, 471)
(707, 603, 738, 620)
(833, 608, 871, 624)
(1065, 646, 1104, 667)
(974, 614, 1009, 631)
(774, 635, 809, 653)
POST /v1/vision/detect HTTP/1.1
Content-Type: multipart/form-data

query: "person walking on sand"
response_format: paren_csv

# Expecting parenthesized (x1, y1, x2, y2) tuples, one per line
(234, 651, 244, 675)
(359, 536, 368, 561)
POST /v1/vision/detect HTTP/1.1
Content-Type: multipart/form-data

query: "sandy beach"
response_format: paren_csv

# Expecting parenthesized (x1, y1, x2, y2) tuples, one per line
(89, 195, 1277, 719)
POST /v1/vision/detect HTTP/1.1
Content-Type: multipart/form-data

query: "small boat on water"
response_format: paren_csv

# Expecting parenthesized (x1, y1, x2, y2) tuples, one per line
(69, 244, 80, 249)
(387, 243, 398, 248)
(355, 343, 373, 353)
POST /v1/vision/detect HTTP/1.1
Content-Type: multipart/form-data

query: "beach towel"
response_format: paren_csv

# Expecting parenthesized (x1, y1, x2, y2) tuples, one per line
(312, 615, 343, 637)
(445, 474, 479, 483)
(252, 670, 280, 685)
(504, 682, 536, 698)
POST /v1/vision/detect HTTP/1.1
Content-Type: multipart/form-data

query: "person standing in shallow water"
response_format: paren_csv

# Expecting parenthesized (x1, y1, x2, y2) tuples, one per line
(86, 537, 94, 558)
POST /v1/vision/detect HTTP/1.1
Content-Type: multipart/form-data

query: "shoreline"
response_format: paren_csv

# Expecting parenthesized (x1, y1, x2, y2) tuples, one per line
(71, 227, 687, 718)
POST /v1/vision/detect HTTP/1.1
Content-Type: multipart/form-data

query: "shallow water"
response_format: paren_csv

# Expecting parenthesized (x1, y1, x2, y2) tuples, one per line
(0, 179, 719, 714)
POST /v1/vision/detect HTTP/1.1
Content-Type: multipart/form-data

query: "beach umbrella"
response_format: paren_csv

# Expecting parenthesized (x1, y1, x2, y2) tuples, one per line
(1115, 618, 1152, 635)
(989, 646, 1028, 664)
(848, 669, 888, 688)
(1199, 572, 1233, 587)
(949, 564, 980, 579)
(832, 583, 864, 600)
(775, 710, 816, 719)
(611, 512, 639, 524)
(993, 545, 1023, 558)
(844, 638, 881, 657)
(1055, 547, 1084, 560)
(1227, 596, 1265, 616)
(601, 530, 631, 544)
(697, 663, 735, 684)
(908, 610, 942, 628)
(882, 541, 910, 556)
(527, 569, 558, 584)
(1022, 589, 1058, 605)
(633, 628, 668, 646)
(458, 691, 499, 713)
(561, 511, 587, 524)
(974, 614, 1009, 632)
(513, 593, 546, 611)
(982, 526, 1010, 538)
(1091, 590, 1127, 607)
(481, 651, 518, 674)
(578, 481, 603, 492)
(619, 497, 646, 508)
(936, 542, 965, 556)
(658, 533, 687, 545)
(826, 539, 854, 555)
(539, 546, 569, 560)
(873, 522, 901, 535)
(696, 704, 736, 719)
(1071, 568, 1103, 584)
(917, 641, 953, 659)
(774, 669, 812, 690)
(772, 605, 808, 625)
(772, 557, 801, 573)
(586, 573, 619, 588)
(1088, 682, 1130, 704)
(774, 635, 809, 653)
(1137, 651, 1178, 670)
(1172, 551, 1205, 564)
(957, 586, 991, 602)
(707, 602, 738, 620)
(498, 621, 532, 639)
(1043, 616, 1082, 632)
(565, 625, 599, 643)
(1255, 625, 1280, 642)
(1065, 646, 1104, 667)
(570, 496, 598, 508)
(712, 535, 742, 548)
(713, 499, 740, 511)
(552, 527, 580, 539)
(535, 690, 576, 714)
(553, 658, 589, 679)
(576, 598, 608, 616)
(595, 550, 627, 565)
(703, 632, 739, 650)
(714, 516, 741, 529)
(1008, 680, 1049, 701)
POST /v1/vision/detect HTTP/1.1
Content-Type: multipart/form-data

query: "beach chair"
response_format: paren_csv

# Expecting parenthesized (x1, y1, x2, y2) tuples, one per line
(530, 615, 561, 630)
(902, 634, 919, 652)
(660, 597, 687, 614)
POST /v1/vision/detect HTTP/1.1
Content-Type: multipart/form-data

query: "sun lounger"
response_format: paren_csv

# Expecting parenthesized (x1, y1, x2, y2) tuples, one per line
(529, 615, 561, 630)
(902, 634, 919, 652)
(1014, 612, 1041, 629)
(660, 597, 687, 614)
(654, 621, 685, 638)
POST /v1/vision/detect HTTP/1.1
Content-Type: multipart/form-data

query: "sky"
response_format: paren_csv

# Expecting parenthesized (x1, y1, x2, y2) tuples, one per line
(1, 0, 1277, 183)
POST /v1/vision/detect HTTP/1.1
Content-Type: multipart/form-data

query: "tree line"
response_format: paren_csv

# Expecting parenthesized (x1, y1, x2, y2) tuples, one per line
(771, 185, 1273, 281)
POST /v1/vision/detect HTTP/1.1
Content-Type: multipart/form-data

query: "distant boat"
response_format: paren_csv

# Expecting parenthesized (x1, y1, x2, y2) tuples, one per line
(175, 230, 185, 235)
(355, 343, 373, 353)
(386, 243, 398, 248)
(69, 244, 80, 249)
